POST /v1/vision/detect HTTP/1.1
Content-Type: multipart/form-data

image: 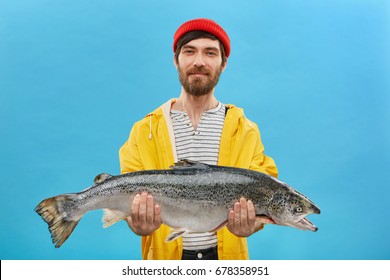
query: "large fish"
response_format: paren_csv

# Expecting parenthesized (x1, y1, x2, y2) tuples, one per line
(35, 160, 320, 248)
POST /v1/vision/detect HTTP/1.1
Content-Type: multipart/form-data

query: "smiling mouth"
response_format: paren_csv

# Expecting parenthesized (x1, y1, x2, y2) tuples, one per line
(189, 73, 208, 76)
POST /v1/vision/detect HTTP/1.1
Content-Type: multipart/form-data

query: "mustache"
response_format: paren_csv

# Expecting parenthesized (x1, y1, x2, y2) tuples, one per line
(186, 66, 210, 75)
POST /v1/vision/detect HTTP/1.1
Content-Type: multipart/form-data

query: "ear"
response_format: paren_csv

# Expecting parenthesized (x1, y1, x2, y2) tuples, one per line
(173, 54, 178, 69)
(221, 58, 228, 72)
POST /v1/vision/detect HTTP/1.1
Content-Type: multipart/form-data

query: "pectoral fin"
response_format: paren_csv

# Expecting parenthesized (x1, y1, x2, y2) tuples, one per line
(165, 228, 189, 243)
(210, 221, 227, 232)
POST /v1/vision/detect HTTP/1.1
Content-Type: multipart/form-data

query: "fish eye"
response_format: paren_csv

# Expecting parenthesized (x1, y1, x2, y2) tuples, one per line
(295, 206, 303, 213)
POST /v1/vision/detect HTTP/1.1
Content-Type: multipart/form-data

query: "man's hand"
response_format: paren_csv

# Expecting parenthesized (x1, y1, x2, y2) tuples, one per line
(227, 197, 275, 237)
(126, 192, 162, 236)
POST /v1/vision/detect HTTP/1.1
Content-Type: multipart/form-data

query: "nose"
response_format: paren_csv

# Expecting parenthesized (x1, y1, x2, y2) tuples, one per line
(193, 53, 205, 67)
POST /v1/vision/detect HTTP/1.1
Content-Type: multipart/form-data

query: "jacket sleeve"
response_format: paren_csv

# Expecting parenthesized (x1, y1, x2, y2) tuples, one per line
(119, 123, 144, 174)
(248, 122, 279, 178)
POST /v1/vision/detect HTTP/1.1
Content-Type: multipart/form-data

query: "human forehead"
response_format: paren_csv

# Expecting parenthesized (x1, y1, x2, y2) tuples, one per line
(181, 38, 221, 51)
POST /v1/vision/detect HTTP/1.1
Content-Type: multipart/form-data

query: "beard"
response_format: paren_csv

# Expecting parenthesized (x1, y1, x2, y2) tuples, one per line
(178, 65, 223, 96)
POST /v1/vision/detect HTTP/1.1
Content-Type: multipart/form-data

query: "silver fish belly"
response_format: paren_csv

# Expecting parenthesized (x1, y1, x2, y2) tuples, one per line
(35, 159, 320, 248)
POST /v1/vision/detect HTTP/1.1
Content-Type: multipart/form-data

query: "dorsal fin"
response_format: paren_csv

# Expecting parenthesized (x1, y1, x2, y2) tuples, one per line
(94, 173, 112, 184)
(170, 159, 210, 169)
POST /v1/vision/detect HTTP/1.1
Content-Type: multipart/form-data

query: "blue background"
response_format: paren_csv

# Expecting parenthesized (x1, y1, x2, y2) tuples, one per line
(1, 0, 389, 260)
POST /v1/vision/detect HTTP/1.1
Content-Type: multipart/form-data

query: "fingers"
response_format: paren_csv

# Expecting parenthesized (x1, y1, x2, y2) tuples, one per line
(146, 194, 154, 223)
(133, 193, 156, 223)
(130, 193, 141, 224)
(227, 197, 257, 237)
(129, 192, 161, 236)
(228, 207, 235, 229)
(235, 200, 242, 225)
(154, 204, 161, 225)
(247, 199, 256, 228)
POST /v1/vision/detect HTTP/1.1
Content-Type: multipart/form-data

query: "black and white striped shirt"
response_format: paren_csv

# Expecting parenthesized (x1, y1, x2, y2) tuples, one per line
(170, 102, 226, 250)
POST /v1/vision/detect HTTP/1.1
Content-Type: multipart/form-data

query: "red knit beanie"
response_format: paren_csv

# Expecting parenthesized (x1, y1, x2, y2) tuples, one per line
(173, 18, 231, 58)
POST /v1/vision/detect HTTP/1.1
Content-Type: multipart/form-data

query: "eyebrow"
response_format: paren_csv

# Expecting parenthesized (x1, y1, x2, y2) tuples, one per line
(182, 44, 220, 53)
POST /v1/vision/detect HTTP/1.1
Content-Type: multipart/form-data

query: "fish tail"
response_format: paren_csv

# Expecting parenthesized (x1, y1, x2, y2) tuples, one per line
(35, 194, 80, 248)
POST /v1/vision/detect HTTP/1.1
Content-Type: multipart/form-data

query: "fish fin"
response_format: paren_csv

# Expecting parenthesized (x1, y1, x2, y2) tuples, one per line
(35, 194, 80, 248)
(170, 159, 209, 169)
(102, 209, 128, 228)
(165, 229, 189, 243)
(94, 173, 112, 184)
(210, 221, 228, 232)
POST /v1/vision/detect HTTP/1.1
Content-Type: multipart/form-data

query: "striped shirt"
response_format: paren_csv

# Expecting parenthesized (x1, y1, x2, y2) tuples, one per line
(170, 102, 226, 250)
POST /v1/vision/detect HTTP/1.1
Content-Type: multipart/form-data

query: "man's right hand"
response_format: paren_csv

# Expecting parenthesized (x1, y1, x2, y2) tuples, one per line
(126, 192, 162, 236)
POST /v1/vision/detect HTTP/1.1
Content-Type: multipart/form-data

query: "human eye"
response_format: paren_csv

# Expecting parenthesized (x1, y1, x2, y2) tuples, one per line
(182, 48, 195, 55)
(206, 50, 218, 56)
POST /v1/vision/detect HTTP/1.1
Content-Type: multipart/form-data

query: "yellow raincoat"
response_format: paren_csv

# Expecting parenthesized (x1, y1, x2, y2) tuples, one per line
(119, 99, 278, 260)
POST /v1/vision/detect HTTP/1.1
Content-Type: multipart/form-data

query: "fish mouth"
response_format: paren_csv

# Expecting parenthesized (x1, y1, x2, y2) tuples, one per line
(296, 217, 318, 232)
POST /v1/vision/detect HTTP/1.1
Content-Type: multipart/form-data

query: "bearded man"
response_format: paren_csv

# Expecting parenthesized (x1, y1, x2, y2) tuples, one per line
(119, 18, 278, 260)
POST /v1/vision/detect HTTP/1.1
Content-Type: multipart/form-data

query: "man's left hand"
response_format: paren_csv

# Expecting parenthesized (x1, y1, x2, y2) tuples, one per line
(227, 197, 275, 237)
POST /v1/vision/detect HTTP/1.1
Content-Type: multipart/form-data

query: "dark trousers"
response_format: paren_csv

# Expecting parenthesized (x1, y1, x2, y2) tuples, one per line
(182, 246, 218, 260)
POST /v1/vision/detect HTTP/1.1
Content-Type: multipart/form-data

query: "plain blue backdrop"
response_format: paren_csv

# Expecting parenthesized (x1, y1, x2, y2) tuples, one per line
(1, 0, 389, 260)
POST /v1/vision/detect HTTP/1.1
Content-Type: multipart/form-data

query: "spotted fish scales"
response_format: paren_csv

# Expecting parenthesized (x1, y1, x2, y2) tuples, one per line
(35, 160, 320, 248)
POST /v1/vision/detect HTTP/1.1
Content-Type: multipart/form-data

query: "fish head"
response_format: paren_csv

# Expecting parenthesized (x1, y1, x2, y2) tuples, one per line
(267, 187, 320, 231)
